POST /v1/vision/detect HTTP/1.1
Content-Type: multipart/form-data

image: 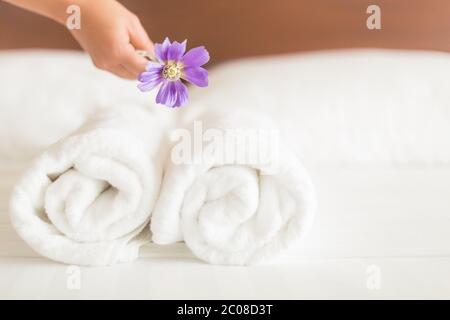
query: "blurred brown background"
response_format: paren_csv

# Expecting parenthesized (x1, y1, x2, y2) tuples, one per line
(0, 0, 449, 64)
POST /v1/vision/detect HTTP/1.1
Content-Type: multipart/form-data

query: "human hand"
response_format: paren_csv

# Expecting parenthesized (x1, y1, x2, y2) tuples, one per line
(69, 0, 154, 79)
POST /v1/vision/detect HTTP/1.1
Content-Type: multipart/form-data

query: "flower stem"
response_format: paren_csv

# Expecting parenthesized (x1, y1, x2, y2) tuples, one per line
(136, 50, 156, 62)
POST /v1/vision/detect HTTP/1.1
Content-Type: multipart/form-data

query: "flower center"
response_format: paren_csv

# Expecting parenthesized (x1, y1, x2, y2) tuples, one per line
(162, 61, 182, 81)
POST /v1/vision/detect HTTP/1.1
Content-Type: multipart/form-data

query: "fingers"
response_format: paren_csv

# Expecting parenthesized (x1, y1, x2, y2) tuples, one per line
(92, 46, 147, 80)
(121, 15, 155, 77)
(121, 44, 149, 76)
(109, 64, 136, 80)
(128, 15, 154, 54)
(89, 14, 154, 80)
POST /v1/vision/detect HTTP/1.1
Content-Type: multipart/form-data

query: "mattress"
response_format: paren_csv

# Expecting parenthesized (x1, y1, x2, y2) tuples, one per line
(1, 50, 449, 299)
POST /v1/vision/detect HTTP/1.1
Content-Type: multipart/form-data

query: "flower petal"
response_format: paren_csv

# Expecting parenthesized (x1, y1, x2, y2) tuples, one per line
(145, 61, 163, 71)
(139, 65, 162, 80)
(166, 40, 187, 62)
(155, 80, 189, 107)
(155, 37, 171, 62)
(137, 73, 163, 92)
(182, 46, 210, 67)
(138, 72, 159, 83)
(156, 81, 177, 107)
(182, 66, 208, 87)
(173, 81, 189, 107)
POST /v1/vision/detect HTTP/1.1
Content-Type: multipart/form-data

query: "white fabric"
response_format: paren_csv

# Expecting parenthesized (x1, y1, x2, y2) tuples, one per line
(0, 50, 162, 161)
(9, 105, 172, 266)
(192, 50, 450, 167)
(151, 110, 316, 265)
(4, 166, 450, 260)
(150, 49, 450, 264)
(3, 49, 449, 166)
(295, 166, 450, 258)
(2, 49, 450, 297)
(2, 49, 450, 267)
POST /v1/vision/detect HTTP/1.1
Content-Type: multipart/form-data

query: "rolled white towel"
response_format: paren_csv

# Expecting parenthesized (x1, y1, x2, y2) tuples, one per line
(9, 105, 171, 266)
(151, 110, 316, 265)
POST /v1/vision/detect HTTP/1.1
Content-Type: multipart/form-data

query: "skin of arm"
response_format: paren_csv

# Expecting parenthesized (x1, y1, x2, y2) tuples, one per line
(3, 0, 154, 79)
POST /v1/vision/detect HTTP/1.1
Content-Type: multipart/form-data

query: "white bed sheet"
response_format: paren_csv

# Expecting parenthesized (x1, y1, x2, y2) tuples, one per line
(1, 163, 449, 298)
(2, 256, 450, 299)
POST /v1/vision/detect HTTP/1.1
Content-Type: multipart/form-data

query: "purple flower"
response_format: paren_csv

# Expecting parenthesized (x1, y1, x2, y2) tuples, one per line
(138, 38, 210, 108)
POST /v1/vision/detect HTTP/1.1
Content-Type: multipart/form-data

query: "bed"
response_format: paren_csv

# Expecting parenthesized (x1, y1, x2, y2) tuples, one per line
(0, 50, 449, 299)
